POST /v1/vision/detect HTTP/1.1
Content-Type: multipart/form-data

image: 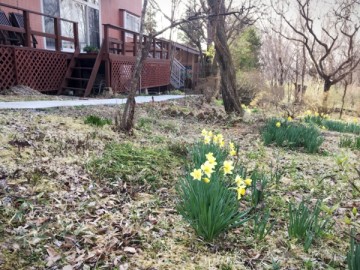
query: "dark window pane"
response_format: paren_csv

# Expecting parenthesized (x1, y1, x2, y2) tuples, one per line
(88, 7, 99, 48)
(42, 0, 60, 49)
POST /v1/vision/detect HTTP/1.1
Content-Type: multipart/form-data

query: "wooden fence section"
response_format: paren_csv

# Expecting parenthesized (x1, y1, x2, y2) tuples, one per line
(0, 46, 69, 91)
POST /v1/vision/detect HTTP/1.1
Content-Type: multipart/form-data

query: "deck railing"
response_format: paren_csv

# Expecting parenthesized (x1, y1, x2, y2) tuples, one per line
(0, 3, 79, 52)
(103, 24, 170, 59)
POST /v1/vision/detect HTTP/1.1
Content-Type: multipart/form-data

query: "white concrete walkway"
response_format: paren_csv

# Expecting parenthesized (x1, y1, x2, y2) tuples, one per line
(0, 95, 186, 109)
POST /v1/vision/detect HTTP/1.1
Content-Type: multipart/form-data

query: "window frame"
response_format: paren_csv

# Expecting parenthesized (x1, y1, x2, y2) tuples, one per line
(41, 0, 102, 51)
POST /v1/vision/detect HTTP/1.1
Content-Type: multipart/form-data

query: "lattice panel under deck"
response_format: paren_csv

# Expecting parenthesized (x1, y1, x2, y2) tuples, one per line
(0, 47, 16, 90)
(110, 59, 170, 93)
(15, 48, 68, 91)
(111, 59, 136, 92)
(141, 61, 170, 88)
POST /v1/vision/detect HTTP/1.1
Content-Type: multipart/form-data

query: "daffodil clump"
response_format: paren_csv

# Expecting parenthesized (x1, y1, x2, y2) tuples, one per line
(262, 118, 324, 153)
(304, 114, 360, 135)
(177, 130, 250, 241)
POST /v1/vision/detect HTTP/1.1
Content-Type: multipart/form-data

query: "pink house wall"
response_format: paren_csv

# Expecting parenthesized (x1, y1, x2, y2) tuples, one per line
(101, 0, 141, 26)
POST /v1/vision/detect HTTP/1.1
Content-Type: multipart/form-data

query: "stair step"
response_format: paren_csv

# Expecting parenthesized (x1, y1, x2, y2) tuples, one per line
(66, 77, 90, 81)
(62, 87, 86, 91)
(77, 54, 98, 59)
(71, 67, 93, 70)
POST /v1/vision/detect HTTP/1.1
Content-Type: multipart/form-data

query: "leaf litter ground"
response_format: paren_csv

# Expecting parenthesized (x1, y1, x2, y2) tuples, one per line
(0, 96, 359, 269)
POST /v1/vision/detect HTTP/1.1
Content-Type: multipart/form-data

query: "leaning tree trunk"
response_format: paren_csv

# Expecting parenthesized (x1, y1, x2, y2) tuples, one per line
(118, 0, 150, 132)
(207, 0, 243, 115)
(321, 78, 332, 112)
(340, 81, 349, 119)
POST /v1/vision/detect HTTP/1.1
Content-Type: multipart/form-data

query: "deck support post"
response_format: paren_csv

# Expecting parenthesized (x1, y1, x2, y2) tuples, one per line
(23, 10, 31, 47)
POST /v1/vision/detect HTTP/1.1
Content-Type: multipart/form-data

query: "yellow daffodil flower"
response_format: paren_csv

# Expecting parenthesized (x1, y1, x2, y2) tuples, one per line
(213, 134, 224, 145)
(276, 122, 281, 128)
(219, 139, 225, 148)
(229, 142, 235, 149)
(305, 110, 312, 115)
(201, 161, 214, 178)
(287, 116, 292, 121)
(321, 126, 326, 130)
(223, 160, 234, 175)
(190, 168, 202, 181)
(205, 153, 217, 166)
(235, 175, 244, 187)
(244, 178, 252, 186)
(354, 118, 358, 123)
(201, 129, 208, 136)
(213, 134, 219, 144)
(204, 135, 211, 144)
(202, 177, 210, 184)
(236, 186, 246, 200)
(208, 131, 213, 138)
(315, 112, 319, 117)
(230, 148, 237, 156)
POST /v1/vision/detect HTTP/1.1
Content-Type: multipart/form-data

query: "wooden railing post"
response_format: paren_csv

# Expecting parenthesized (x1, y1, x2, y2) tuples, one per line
(73, 22, 79, 51)
(104, 25, 109, 53)
(166, 42, 170, 59)
(54, 17, 61, 51)
(133, 33, 137, 56)
(121, 29, 126, 55)
(23, 10, 31, 47)
(160, 40, 163, 59)
(152, 39, 156, 58)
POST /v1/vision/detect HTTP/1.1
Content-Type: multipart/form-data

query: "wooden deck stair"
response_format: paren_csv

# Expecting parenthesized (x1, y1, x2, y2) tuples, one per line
(58, 43, 105, 97)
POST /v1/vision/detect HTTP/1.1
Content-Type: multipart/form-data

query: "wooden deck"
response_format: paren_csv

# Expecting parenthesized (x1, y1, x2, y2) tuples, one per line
(0, 3, 171, 96)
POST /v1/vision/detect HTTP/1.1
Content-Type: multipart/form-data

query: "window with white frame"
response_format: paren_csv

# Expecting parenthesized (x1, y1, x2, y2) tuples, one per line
(124, 12, 140, 33)
(42, 0, 100, 51)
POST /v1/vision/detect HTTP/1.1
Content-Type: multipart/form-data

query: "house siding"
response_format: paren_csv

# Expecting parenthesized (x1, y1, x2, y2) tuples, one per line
(101, 0, 142, 27)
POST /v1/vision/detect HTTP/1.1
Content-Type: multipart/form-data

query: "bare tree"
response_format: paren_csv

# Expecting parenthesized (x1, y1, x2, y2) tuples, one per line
(272, 0, 360, 110)
(117, 0, 249, 131)
(117, 0, 151, 132)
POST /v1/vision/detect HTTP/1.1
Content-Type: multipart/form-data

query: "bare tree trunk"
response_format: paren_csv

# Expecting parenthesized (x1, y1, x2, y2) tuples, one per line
(340, 81, 348, 119)
(321, 79, 332, 112)
(207, 0, 243, 115)
(118, 0, 150, 132)
(299, 43, 306, 103)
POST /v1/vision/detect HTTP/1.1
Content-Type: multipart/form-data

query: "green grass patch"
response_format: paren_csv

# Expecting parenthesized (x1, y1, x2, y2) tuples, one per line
(304, 115, 360, 134)
(262, 118, 324, 153)
(84, 115, 112, 127)
(347, 228, 360, 270)
(288, 200, 332, 252)
(339, 136, 360, 150)
(87, 143, 180, 189)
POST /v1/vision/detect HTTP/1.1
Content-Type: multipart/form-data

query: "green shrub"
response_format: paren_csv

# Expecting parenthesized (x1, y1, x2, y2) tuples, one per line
(347, 228, 360, 270)
(304, 115, 360, 134)
(262, 118, 324, 153)
(84, 115, 111, 127)
(288, 200, 332, 251)
(87, 143, 179, 188)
